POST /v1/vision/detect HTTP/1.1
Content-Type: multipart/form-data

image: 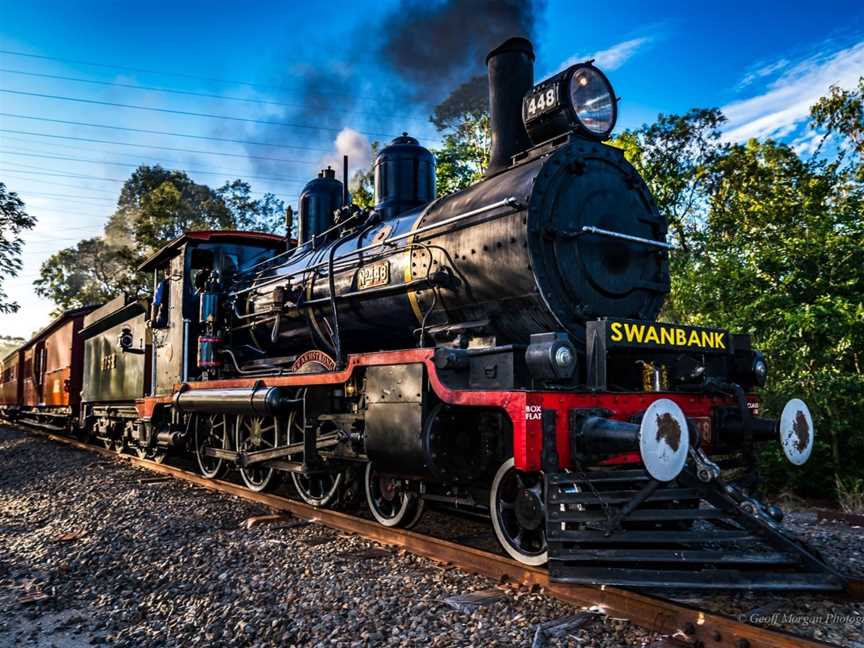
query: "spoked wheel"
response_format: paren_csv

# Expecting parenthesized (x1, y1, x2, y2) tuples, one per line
(236, 414, 280, 492)
(195, 413, 231, 479)
(286, 408, 342, 507)
(490, 457, 548, 566)
(365, 463, 424, 528)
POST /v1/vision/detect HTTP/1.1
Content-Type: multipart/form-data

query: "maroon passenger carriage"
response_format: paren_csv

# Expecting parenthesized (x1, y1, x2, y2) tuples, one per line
(2, 36, 840, 591)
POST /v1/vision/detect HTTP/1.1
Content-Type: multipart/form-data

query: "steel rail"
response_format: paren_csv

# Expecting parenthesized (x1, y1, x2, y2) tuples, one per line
(19, 426, 851, 648)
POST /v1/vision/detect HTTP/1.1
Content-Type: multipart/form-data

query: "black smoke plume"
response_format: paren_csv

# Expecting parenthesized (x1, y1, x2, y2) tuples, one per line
(243, 1, 543, 180)
(379, 0, 543, 102)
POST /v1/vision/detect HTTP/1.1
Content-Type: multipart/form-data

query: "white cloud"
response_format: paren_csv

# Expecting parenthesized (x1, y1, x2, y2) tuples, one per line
(791, 128, 824, 156)
(556, 37, 653, 73)
(320, 127, 372, 188)
(721, 40, 864, 143)
(737, 58, 790, 89)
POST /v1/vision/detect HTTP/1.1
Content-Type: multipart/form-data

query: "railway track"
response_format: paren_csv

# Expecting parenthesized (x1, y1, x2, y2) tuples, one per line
(20, 425, 858, 648)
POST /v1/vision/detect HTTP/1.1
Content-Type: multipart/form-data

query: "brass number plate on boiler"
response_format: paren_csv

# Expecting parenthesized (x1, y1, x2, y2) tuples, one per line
(357, 261, 390, 290)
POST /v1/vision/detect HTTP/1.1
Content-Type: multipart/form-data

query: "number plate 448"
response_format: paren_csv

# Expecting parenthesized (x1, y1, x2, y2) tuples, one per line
(357, 261, 390, 290)
(524, 86, 559, 121)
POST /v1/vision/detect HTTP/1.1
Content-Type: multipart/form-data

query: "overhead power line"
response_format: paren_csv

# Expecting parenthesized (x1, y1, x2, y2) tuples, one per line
(22, 236, 95, 246)
(27, 221, 106, 232)
(0, 112, 334, 152)
(0, 47, 350, 96)
(0, 67, 438, 136)
(2, 177, 282, 205)
(1, 167, 295, 204)
(12, 189, 117, 203)
(0, 48, 443, 123)
(0, 174, 119, 198)
(0, 148, 308, 185)
(0, 167, 128, 183)
(0, 162, 296, 203)
(0, 88, 416, 141)
(0, 128, 318, 166)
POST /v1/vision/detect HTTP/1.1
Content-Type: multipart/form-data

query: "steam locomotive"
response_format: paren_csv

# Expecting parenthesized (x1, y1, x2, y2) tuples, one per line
(1, 37, 842, 590)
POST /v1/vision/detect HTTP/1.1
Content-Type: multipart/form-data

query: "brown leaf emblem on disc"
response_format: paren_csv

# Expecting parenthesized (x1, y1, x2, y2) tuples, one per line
(792, 411, 810, 454)
(655, 412, 682, 452)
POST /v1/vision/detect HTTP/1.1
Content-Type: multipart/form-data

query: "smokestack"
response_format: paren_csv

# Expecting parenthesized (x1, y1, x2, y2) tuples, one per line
(485, 37, 534, 177)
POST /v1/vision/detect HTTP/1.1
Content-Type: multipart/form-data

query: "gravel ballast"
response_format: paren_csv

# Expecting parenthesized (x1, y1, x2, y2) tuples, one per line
(0, 426, 665, 647)
(3, 424, 862, 647)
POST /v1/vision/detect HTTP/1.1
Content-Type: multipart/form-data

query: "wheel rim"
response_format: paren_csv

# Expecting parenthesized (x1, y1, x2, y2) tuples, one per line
(237, 415, 278, 492)
(195, 414, 229, 479)
(365, 463, 424, 528)
(286, 409, 341, 506)
(490, 458, 548, 565)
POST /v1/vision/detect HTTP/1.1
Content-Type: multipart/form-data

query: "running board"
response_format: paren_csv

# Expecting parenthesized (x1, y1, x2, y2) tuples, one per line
(546, 467, 846, 591)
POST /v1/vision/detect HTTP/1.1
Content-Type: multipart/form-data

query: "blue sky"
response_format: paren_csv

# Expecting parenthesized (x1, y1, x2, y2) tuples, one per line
(1, 0, 863, 338)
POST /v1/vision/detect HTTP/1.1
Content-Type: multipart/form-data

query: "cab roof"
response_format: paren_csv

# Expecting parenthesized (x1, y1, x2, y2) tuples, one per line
(138, 230, 286, 272)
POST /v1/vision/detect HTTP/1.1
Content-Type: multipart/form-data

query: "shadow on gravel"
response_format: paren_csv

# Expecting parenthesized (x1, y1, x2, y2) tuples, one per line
(0, 427, 97, 492)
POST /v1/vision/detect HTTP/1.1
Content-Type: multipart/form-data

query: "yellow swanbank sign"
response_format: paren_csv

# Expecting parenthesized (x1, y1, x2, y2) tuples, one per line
(608, 320, 728, 351)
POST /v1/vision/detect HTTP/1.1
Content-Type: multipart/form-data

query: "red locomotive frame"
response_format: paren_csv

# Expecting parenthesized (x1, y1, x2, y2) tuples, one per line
(134, 347, 748, 474)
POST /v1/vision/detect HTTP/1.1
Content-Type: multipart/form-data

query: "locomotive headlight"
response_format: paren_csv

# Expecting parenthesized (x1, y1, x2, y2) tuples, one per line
(522, 62, 618, 144)
(569, 66, 616, 136)
(752, 353, 768, 387)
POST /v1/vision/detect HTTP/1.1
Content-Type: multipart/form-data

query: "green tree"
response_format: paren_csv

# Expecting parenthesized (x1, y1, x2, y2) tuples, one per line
(431, 76, 490, 196)
(618, 95, 864, 499)
(216, 179, 286, 233)
(106, 165, 234, 252)
(0, 182, 37, 314)
(35, 165, 280, 311)
(810, 76, 864, 175)
(612, 108, 727, 254)
(349, 142, 380, 211)
(675, 138, 864, 496)
(611, 109, 728, 323)
(34, 238, 142, 311)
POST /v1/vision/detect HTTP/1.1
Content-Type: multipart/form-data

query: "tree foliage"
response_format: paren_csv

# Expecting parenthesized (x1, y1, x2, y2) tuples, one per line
(35, 165, 286, 311)
(0, 182, 37, 314)
(616, 89, 864, 499)
(216, 179, 286, 234)
(810, 76, 864, 178)
(431, 76, 490, 196)
(677, 140, 863, 496)
(611, 109, 727, 255)
(349, 142, 380, 212)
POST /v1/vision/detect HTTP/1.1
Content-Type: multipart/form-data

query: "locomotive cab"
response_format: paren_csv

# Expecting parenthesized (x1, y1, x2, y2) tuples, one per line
(139, 232, 286, 392)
